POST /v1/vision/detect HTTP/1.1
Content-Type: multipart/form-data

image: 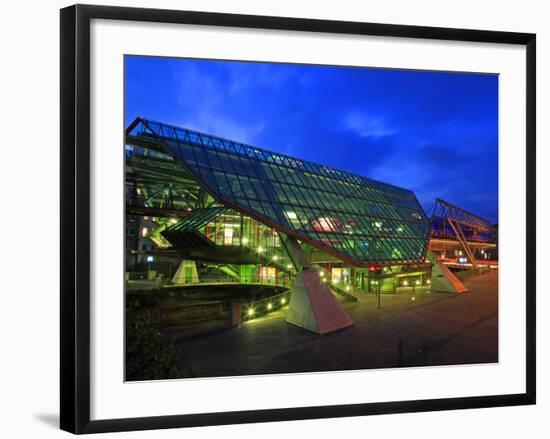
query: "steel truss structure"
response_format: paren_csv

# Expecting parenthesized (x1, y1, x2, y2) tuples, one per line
(429, 198, 496, 269)
(126, 117, 431, 267)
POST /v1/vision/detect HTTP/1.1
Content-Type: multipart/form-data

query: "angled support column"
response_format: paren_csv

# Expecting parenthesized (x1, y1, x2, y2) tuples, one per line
(447, 218, 479, 269)
(280, 233, 353, 334)
(277, 231, 309, 272)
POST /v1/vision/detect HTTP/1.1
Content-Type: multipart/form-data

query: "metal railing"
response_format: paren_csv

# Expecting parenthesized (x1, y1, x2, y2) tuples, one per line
(172, 274, 294, 288)
(454, 266, 491, 280)
(241, 290, 291, 321)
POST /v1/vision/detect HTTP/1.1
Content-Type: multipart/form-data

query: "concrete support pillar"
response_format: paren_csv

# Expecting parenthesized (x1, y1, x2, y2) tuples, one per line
(279, 233, 353, 334)
(425, 250, 467, 294)
(286, 270, 353, 334)
(431, 261, 468, 294)
(230, 303, 242, 326)
(172, 260, 199, 285)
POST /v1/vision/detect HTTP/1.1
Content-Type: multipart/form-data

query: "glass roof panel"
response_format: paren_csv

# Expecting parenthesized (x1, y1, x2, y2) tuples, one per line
(128, 118, 431, 265)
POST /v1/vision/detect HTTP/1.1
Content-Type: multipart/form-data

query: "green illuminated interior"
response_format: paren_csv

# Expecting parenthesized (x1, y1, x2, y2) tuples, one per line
(162, 206, 296, 274)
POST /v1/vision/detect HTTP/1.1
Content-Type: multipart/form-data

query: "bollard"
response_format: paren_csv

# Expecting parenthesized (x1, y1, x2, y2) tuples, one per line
(230, 303, 242, 326)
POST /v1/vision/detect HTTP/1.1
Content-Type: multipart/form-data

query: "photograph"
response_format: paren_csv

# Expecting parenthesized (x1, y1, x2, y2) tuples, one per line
(123, 56, 499, 381)
(0, 0, 542, 435)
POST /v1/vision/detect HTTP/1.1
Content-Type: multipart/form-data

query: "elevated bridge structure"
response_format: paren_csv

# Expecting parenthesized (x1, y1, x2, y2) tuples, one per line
(428, 198, 497, 270)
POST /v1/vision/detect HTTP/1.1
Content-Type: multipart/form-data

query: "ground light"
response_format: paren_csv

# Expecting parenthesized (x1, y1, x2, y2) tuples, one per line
(267, 303, 273, 311)
(415, 280, 421, 286)
(281, 297, 286, 305)
(247, 308, 255, 318)
(403, 280, 408, 286)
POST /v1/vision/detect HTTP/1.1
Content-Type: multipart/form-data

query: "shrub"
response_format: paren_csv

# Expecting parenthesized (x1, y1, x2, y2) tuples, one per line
(125, 315, 193, 381)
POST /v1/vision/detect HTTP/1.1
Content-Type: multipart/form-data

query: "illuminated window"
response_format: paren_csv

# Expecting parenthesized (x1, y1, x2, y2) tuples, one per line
(332, 268, 342, 284)
(332, 267, 350, 284)
(259, 266, 276, 281)
(224, 228, 234, 245)
(312, 217, 343, 232)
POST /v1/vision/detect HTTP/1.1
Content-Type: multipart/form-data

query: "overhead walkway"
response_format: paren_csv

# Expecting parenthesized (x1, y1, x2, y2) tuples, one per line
(429, 198, 496, 270)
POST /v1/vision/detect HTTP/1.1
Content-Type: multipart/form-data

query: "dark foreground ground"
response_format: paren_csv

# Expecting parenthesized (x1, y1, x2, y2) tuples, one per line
(175, 271, 498, 377)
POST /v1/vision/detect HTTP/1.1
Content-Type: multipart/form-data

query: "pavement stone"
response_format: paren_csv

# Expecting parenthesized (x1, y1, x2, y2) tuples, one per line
(175, 271, 498, 378)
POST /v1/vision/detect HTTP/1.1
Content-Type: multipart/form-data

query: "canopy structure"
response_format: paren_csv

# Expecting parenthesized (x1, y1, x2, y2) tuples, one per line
(126, 117, 431, 267)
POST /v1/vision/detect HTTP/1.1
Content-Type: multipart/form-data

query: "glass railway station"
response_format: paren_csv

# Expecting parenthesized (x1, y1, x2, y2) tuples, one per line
(125, 118, 498, 334)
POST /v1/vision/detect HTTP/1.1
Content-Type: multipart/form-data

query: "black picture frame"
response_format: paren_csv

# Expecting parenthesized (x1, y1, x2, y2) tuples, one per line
(60, 4, 536, 434)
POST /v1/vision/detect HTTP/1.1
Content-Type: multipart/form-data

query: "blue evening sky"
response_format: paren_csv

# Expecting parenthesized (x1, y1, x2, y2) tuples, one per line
(125, 56, 498, 222)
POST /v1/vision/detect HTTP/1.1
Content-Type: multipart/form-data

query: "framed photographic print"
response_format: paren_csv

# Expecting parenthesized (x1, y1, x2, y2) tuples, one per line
(60, 4, 536, 434)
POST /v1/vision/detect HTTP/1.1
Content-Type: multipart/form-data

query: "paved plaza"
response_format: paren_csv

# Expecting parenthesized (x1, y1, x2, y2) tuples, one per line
(176, 271, 498, 378)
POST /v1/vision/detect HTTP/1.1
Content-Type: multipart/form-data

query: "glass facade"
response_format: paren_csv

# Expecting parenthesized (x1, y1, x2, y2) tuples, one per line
(127, 118, 431, 266)
(125, 142, 200, 213)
